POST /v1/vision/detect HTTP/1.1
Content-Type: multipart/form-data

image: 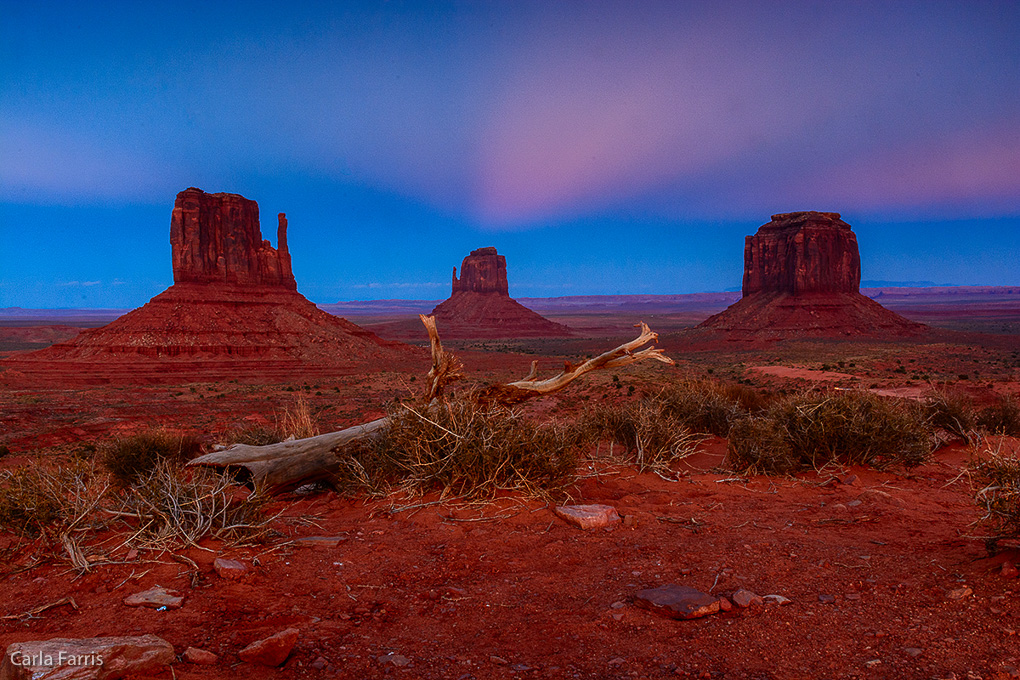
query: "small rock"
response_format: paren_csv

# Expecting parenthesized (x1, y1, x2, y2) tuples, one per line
(1, 635, 174, 679)
(608, 657, 626, 666)
(947, 586, 973, 600)
(623, 514, 637, 527)
(846, 593, 862, 601)
(184, 646, 218, 665)
(610, 601, 626, 609)
(818, 594, 836, 604)
(634, 584, 720, 620)
(311, 657, 327, 670)
(611, 612, 624, 621)
(125, 548, 138, 560)
(1001, 561, 1018, 579)
(718, 597, 733, 612)
(865, 659, 882, 668)
(490, 656, 508, 665)
(904, 647, 923, 658)
(293, 536, 344, 548)
(213, 557, 247, 580)
(763, 594, 793, 606)
(554, 504, 621, 530)
(731, 589, 763, 608)
(846, 499, 863, 508)
(379, 652, 411, 667)
(238, 628, 299, 667)
(124, 586, 184, 609)
(841, 474, 861, 486)
(443, 586, 468, 598)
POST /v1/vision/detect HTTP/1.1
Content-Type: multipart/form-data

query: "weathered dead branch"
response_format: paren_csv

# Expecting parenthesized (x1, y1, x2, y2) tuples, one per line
(188, 317, 672, 492)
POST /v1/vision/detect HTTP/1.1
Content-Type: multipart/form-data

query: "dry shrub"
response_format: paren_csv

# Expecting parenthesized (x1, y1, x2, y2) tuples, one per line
(280, 395, 318, 440)
(978, 395, 1020, 436)
(970, 439, 1020, 546)
(101, 429, 202, 487)
(652, 379, 764, 436)
(923, 389, 976, 442)
(577, 402, 701, 478)
(0, 459, 107, 538)
(334, 400, 578, 497)
(115, 459, 273, 548)
(726, 390, 934, 474)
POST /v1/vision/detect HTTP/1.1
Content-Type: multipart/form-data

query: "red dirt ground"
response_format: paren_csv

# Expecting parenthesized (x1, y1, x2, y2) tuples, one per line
(2, 304, 1020, 679)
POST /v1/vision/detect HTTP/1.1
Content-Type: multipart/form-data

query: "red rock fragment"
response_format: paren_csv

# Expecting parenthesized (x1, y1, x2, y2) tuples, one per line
(1, 635, 174, 679)
(184, 647, 218, 665)
(554, 504, 621, 530)
(213, 557, 247, 579)
(634, 584, 721, 620)
(238, 628, 299, 667)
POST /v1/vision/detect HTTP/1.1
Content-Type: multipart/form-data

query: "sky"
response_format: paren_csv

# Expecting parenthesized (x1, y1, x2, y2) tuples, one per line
(1, 0, 1018, 308)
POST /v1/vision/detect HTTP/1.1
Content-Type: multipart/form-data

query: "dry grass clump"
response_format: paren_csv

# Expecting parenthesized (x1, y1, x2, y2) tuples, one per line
(101, 429, 202, 488)
(922, 389, 976, 442)
(727, 390, 935, 474)
(577, 402, 701, 478)
(227, 424, 285, 447)
(114, 460, 273, 548)
(650, 379, 751, 436)
(0, 459, 107, 539)
(280, 395, 318, 440)
(334, 399, 578, 497)
(978, 395, 1020, 436)
(970, 439, 1020, 547)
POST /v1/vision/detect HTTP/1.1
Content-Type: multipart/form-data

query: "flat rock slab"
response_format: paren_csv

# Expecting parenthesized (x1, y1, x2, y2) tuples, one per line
(123, 586, 183, 609)
(634, 584, 720, 620)
(238, 628, 299, 667)
(293, 536, 344, 548)
(554, 504, 621, 530)
(1, 634, 174, 680)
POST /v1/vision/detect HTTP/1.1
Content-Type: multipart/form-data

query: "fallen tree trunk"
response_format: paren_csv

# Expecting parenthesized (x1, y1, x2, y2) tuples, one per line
(188, 316, 673, 492)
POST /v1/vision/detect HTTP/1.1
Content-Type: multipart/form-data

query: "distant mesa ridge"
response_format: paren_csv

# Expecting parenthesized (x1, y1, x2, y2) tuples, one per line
(699, 211, 927, 339)
(429, 247, 573, 339)
(1, 188, 415, 383)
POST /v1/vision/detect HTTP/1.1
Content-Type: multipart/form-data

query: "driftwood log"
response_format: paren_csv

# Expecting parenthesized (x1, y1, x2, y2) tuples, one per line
(188, 315, 673, 492)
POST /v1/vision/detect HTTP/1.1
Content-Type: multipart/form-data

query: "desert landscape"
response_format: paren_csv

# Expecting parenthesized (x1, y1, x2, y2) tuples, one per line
(2, 3, 1019, 680)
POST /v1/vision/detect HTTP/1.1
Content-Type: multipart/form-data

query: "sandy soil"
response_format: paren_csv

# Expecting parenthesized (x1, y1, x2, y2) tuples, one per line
(2, 313, 1020, 679)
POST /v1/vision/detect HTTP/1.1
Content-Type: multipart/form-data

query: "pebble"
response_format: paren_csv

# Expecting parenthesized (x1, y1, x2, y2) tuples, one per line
(947, 586, 973, 600)
(731, 589, 763, 608)
(293, 536, 344, 548)
(213, 557, 247, 580)
(1002, 561, 1019, 579)
(184, 646, 218, 665)
(379, 652, 411, 667)
(818, 594, 836, 604)
(490, 656, 508, 665)
(904, 647, 923, 658)
(763, 594, 793, 606)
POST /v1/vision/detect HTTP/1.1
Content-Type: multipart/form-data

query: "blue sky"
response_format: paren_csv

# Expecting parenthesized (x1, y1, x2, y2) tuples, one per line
(2, 1, 1018, 307)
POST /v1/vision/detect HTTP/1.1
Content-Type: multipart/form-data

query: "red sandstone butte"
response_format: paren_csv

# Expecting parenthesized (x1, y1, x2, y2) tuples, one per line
(1, 188, 418, 384)
(429, 247, 573, 339)
(699, 212, 926, 340)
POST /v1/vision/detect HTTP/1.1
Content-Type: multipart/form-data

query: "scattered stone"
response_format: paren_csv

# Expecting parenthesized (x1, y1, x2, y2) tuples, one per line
(184, 647, 218, 665)
(841, 475, 861, 486)
(490, 656, 508, 665)
(125, 548, 138, 560)
(763, 594, 793, 606)
(293, 536, 344, 548)
(634, 584, 721, 620)
(213, 557, 247, 579)
(718, 597, 733, 612)
(846, 500, 863, 508)
(379, 652, 410, 667)
(554, 504, 621, 530)
(904, 647, 923, 658)
(731, 589, 764, 608)
(608, 657, 626, 666)
(1001, 561, 1018, 579)
(846, 593, 862, 601)
(311, 657, 327, 670)
(443, 586, 468, 598)
(818, 594, 836, 604)
(124, 586, 184, 609)
(865, 659, 882, 668)
(610, 601, 626, 609)
(238, 628, 299, 667)
(623, 514, 637, 527)
(947, 587, 973, 600)
(1, 635, 174, 680)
